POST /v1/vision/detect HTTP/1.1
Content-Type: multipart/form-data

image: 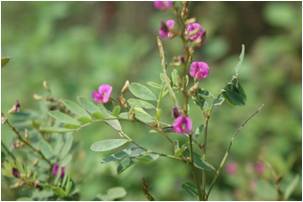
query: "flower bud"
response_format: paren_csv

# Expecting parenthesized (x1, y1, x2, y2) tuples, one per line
(172, 107, 180, 118)
(159, 19, 175, 39)
(12, 167, 20, 178)
(185, 22, 206, 42)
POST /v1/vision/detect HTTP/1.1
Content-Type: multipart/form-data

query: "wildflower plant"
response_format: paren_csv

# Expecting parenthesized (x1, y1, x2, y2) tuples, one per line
(2, 1, 272, 201)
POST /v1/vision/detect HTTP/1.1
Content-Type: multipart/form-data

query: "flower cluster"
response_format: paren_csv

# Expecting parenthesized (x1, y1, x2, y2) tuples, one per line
(91, 2, 211, 136)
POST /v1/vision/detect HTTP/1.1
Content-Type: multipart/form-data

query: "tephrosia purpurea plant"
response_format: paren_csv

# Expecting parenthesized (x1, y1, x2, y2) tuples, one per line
(6, 1, 294, 201)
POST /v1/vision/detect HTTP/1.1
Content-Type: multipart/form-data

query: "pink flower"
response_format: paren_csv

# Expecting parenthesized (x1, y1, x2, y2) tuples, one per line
(185, 22, 206, 42)
(255, 161, 265, 175)
(153, 1, 173, 10)
(159, 19, 175, 39)
(225, 162, 237, 175)
(92, 84, 112, 104)
(173, 115, 192, 134)
(189, 61, 209, 80)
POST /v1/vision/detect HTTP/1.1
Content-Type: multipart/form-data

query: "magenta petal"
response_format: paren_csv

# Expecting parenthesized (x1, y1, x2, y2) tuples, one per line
(52, 163, 59, 176)
(92, 90, 102, 103)
(159, 19, 175, 39)
(189, 61, 209, 80)
(172, 115, 192, 134)
(98, 84, 112, 103)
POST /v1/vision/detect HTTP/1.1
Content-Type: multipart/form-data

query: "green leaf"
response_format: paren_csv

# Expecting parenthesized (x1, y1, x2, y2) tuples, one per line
(106, 187, 127, 200)
(133, 107, 154, 124)
(96, 187, 127, 201)
(284, 175, 300, 199)
(194, 125, 204, 138)
(184, 150, 215, 172)
(48, 111, 80, 127)
(127, 98, 155, 109)
(101, 151, 129, 164)
(112, 105, 121, 117)
(39, 127, 75, 133)
(105, 119, 122, 131)
(136, 153, 159, 163)
(63, 100, 91, 123)
(90, 139, 129, 152)
(193, 155, 215, 172)
(213, 94, 225, 106)
(1, 57, 10, 67)
(60, 134, 73, 159)
(147, 81, 162, 89)
(193, 89, 209, 109)
(182, 182, 198, 196)
(222, 77, 246, 106)
(128, 82, 156, 101)
(117, 158, 134, 174)
(77, 97, 103, 119)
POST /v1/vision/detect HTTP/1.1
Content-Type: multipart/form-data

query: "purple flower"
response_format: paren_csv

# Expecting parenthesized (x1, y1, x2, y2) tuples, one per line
(172, 107, 181, 118)
(52, 163, 59, 176)
(185, 22, 206, 42)
(189, 61, 209, 80)
(60, 167, 65, 178)
(255, 161, 265, 175)
(92, 84, 112, 104)
(153, 1, 173, 10)
(12, 167, 20, 178)
(225, 162, 237, 175)
(159, 19, 175, 39)
(173, 115, 192, 134)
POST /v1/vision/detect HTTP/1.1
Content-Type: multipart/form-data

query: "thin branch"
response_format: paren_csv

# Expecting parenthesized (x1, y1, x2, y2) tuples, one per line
(206, 104, 264, 199)
(5, 119, 52, 166)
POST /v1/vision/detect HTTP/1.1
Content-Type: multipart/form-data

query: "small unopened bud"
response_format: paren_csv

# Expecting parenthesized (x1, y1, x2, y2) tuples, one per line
(121, 80, 130, 93)
(8, 100, 21, 114)
(172, 107, 180, 118)
(12, 167, 20, 178)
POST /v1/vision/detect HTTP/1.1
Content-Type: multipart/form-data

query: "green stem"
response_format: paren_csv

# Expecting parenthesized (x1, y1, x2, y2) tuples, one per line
(201, 106, 213, 200)
(205, 104, 264, 199)
(189, 134, 203, 200)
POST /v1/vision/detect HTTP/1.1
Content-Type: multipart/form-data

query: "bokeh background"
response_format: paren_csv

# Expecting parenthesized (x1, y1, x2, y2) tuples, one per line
(1, 1, 301, 200)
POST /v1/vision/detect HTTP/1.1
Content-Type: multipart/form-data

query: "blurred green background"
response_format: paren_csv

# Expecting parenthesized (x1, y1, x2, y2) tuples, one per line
(1, 1, 301, 200)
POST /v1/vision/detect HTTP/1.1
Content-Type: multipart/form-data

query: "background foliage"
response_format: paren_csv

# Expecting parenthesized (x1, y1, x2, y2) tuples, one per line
(1, 1, 301, 200)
